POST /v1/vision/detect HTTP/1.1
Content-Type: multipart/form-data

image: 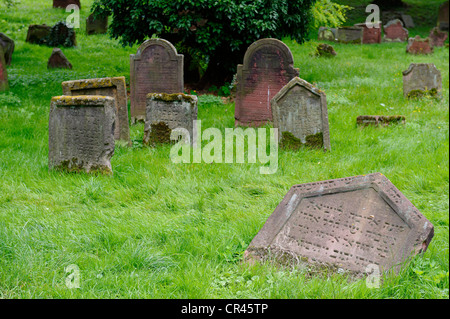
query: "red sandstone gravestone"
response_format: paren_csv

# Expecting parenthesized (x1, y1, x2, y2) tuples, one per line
(406, 36, 433, 55)
(244, 173, 435, 274)
(429, 27, 448, 47)
(383, 19, 409, 42)
(354, 23, 382, 44)
(47, 48, 72, 69)
(0, 47, 8, 91)
(235, 38, 299, 127)
(130, 39, 184, 123)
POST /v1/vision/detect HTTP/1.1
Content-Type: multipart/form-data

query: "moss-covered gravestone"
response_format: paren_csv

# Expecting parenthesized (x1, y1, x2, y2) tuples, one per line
(271, 77, 331, 152)
(25, 24, 51, 45)
(0, 33, 14, 66)
(49, 96, 116, 174)
(336, 27, 363, 44)
(318, 27, 337, 42)
(0, 47, 8, 92)
(403, 63, 442, 99)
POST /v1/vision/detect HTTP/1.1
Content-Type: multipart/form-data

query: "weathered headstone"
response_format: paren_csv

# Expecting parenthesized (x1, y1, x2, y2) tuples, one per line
(47, 48, 72, 69)
(383, 19, 409, 42)
(0, 33, 14, 66)
(271, 77, 331, 151)
(45, 21, 77, 47)
(357, 115, 406, 127)
(318, 27, 337, 42)
(244, 173, 435, 274)
(26, 24, 51, 44)
(235, 38, 299, 127)
(438, 1, 449, 31)
(406, 36, 433, 55)
(130, 39, 184, 124)
(401, 14, 415, 29)
(315, 44, 337, 58)
(336, 27, 363, 44)
(53, 0, 81, 9)
(62, 77, 131, 145)
(0, 47, 8, 92)
(429, 27, 448, 47)
(403, 63, 442, 98)
(354, 23, 382, 44)
(86, 13, 108, 35)
(48, 95, 115, 174)
(143, 93, 198, 146)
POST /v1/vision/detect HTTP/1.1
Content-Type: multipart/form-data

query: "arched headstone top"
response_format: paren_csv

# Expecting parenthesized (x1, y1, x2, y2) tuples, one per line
(134, 38, 182, 61)
(241, 38, 295, 71)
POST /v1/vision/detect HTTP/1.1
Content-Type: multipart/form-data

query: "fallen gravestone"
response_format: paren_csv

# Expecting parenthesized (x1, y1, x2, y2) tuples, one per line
(354, 23, 382, 44)
(0, 47, 8, 91)
(143, 93, 198, 146)
(429, 27, 448, 47)
(235, 38, 299, 127)
(26, 24, 51, 45)
(53, 0, 81, 9)
(438, 1, 449, 31)
(244, 173, 435, 275)
(315, 44, 337, 58)
(383, 19, 409, 42)
(271, 77, 331, 151)
(403, 63, 442, 98)
(336, 27, 363, 44)
(47, 48, 72, 69)
(130, 39, 184, 124)
(401, 14, 415, 29)
(406, 36, 434, 55)
(318, 27, 337, 42)
(49, 95, 115, 174)
(357, 115, 406, 127)
(0, 33, 14, 66)
(86, 13, 108, 35)
(62, 77, 131, 145)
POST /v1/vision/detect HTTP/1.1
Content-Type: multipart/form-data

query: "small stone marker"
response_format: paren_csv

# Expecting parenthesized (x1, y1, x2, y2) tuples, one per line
(429, 27, 448, 47)
(62, 77, 131, 145)
(143, 93, 198, 146)
(318, 27, 337, 41)
(406, 36, 434, 55)
(86, 13, 108, 35)
(49, 95, 115, 174)
(26, 24, 51, 45)
(53, 0, 80, 9)
(403, 63, 442, 98)
(47, 48, 72, 69)
(244, 173, 435, 274)
(0, 47, 8, 92)
(357, 115, 406, 127)
(0, 33, 14, 66)
(383, 19, 409, 42)
(354, 23, 382, 44)
(401, 14, 415, 29)
(438, 1, 449, 31)
(336, 27, 363, 44)
(235, 38, 299, 127)
(315, 44, 337, 57)
(271, 77, 331, 151)
(130, 39, 184, 123)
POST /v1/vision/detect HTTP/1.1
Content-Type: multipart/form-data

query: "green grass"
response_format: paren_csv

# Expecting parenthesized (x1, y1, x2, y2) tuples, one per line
(0, 0, 448, 299)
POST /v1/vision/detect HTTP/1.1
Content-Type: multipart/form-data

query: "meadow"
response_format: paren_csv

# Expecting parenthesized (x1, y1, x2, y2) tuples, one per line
(0, 0, 448, 299)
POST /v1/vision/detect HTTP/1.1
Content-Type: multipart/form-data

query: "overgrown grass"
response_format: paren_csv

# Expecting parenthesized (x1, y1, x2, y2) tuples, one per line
(0, 0, 448, 299)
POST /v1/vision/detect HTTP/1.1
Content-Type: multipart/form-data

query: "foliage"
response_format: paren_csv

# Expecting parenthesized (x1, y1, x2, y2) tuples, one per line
(1, 0, 17, 8)
(42, 21, 77, 48)
(311, 0, 352, 28)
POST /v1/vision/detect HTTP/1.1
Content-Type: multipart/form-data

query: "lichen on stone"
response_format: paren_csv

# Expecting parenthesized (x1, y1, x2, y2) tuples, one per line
(280, 131, 324, 150)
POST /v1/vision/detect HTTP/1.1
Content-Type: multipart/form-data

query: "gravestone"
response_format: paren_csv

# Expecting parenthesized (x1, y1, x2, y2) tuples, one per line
(354, 23, 382, 44)
(438, 1, 449, 31)
(244, 173, 435, 275)
(53, 0, 81, 8)
(403, 63, 442, 98)
(0, 47, 8, 92)
(271, 77, 331, 151)
(336, 27, 363, 44)
(406, 36, 433, 55)
(429, 27, 448, 47)
(383, 19, 409, 42)
(62, 77, 131, 145)
(401, 14, 415, 29)
(357, 115, 406, 127)
(130, 39, 184, 124)
(86, 13, 108, 35)
(47, 48, 72, 69)
(318, 27, 337, 41)
(235, 38, 299, 127)
(315, 44, 337, 58)
(48, 95, 115, 174)
(143, 93, 198, 146)
(26, 24, 51, 44)
(0, 33, 14, 66)
(45, 21, 77, 47)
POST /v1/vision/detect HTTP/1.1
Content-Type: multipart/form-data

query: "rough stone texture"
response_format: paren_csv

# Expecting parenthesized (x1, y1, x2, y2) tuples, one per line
(0, 47, 8, 92)
(26, 24, 51, 44)
(86, 13, 108, 35)
(271, 77, 331, 152)
(406, 36, 434, 55)
(354, 23, 382, 44)
(130, 39, 184, 124)
(46, 21, 76, 47)
(318, 27, 337, 41)
(235, 38, 299, 127)
(0, 33, 14, 66)
(47, 48, 72, 69)
(143, 93, 198, 146)
(403, 63, 442, 98)
(438, 1, 449, 31)
(429, 27, 448, 47)
(244, 173, 435, 274)
(315, 44, 337, 57)
(62, 77, 130, 145)
(401, 14, 415, 29)
(48, 95, 115, 174)
(53, 0, 81, 8)
(336, 27, 363, 44)
(383, 19, 409, 42)
(357, 115, 406, 127)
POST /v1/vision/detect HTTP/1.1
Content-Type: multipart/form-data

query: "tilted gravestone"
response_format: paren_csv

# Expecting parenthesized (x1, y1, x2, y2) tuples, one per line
(235, 38, 299, 127)
(357, 115, 406, 127)
(47, 48, 72, 69)
(438, 1, 449, 31)
(86, 13, 108, 35)
(383, 19, 409, 42)
(244, 173, 435, 274)
(318, 27, 337, 42)
(130, 39, 184, 124)
(62, 77, 131, 145)
(354, 23, 382, 44)
(271, 77, 331, 152)
(48, 95, 115, 174)
(26, 24, 51, 44)
(0, 33, 14, 66)
(53, 0, 81, 9)
(401, 14, 415, 29)
(0, 47, 8, 92)
(403, 63, 442, 99)
(143, 93, 198, 146)
(336, 27, 363, 44)
(406, 36, 433, 55)
(429, 27, 448, 47)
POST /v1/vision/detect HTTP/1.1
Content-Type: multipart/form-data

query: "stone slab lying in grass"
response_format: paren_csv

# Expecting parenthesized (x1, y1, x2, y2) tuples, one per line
(48, 95, 116, 174)
(403, 63, 442, 98)
(357, 115, 406, 127)
(244, 173, 435, 275)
